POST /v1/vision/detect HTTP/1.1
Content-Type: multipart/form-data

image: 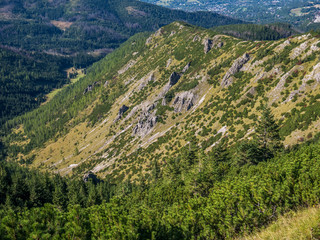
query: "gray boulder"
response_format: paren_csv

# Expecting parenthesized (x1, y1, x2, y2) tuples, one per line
(133, 104, 157, 137)
(173, 91, 196, 112)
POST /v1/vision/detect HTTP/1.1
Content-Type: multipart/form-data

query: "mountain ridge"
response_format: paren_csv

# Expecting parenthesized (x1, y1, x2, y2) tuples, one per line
(4, 21, 320, 183)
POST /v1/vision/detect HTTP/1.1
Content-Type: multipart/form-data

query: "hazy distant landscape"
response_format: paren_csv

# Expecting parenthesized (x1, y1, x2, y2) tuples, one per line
(141, 0, 320, 30)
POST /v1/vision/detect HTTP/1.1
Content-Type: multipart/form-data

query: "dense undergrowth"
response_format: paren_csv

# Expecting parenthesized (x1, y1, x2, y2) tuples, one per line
(1, 133, 320, 239)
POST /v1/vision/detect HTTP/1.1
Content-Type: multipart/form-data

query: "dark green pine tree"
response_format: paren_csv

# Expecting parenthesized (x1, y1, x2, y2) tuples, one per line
(152, 159, 161, 181)
(255, 106, 282, 159)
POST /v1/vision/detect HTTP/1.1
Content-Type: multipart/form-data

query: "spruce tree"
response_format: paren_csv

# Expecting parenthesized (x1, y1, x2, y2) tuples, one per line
(255, 106, 282, 159)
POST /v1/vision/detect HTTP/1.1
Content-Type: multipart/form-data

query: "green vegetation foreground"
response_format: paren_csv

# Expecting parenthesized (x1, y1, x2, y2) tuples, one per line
(1, 137, 320, 239)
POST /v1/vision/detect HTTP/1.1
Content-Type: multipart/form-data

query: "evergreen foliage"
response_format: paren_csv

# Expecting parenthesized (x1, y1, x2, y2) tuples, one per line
(0, 47, 71, 124)
(1, 138, 320, 239)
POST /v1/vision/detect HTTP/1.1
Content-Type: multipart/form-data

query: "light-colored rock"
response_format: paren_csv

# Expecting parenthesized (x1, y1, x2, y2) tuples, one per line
(173, 91, 196, 112)
(137, 73, 155, 91)
(193, 35, 201, 42)
(132, 103, 157, 137)
(182, 62, 191, 73)
(166, 58, 172, 68)
(118, 60, 136, 75)
(290, 40, 310, 59)
(154, 28, 164, 37)
(203, 36, 223, 53)
(221, 53, 250, 87)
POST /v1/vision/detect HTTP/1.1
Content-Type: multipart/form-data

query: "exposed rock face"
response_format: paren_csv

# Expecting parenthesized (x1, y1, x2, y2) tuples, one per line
(217, 42, 224, 48)
(166, 58, 172, 68)
(203, 37, 223, 53)
(247, 87, 256, 96)
(204, 39, 214, 54)
(119, 105, 129, 116)
(83, 85, 93, 94)
(285, 62, 320, 102)
(154, 28, 164, 37)
(118, 60, 136, 75)
(173, 91, 196, 112)
(221, 53, 250, 87)
(133, 104, 157, 137)
(291, 40, 310, 59)
(169, 72, 181, 86)
(83, 81, 100, 94)
(116, 105, 129, 121)
(193, 35, 201, 42)
(137, 73, 155, 91)
(146, 36, 152, 45)
(182, 62, 191, 73)
(83, 171, 101, 184)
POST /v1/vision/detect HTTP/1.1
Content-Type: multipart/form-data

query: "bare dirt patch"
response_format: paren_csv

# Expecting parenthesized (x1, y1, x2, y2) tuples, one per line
(51, 20, 73, 31)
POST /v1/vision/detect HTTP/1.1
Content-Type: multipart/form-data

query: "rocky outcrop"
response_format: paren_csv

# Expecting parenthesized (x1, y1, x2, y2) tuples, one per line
(193, 35, 201, 42)
(173, 91, 196, 112)
(166, 58, 172, 68)
(137, 73, 155, 91)
(247, 87, 256, 96)
(290, 40, 311, 59)
(133, 104, 157, 137)
(182, 62, 191, 73)
(83, 81, 100, 94)
(204, 39, 214, 54)
(154, 28, 164, 37)
(221, 53, 250, 87)
(118, 60, 136, 75)
(115, 105, 129, 121)
(146, 36, 152, 45)
(169, 72, 181, 86)
(83, 171, 101, 184)
(203, 37, 224, 54)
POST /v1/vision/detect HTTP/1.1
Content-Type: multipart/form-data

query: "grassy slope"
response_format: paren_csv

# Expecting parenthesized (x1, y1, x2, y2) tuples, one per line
(241, 207, 320, 239)
(5, 22, 320, 183)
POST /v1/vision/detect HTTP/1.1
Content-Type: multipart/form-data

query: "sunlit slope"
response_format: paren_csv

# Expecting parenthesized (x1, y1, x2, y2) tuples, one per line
(5, 22, 320, 182)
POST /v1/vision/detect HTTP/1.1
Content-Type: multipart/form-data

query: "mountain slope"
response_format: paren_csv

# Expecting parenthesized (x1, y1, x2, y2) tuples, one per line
(0, 0, 243, 57)
(2, 134, 320, 239)
(240, 206, 320, 239)
(4, 22, 320, 181)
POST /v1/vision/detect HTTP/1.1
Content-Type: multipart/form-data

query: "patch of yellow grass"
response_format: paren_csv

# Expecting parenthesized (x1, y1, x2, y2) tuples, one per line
(240, 206, 320, 240)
